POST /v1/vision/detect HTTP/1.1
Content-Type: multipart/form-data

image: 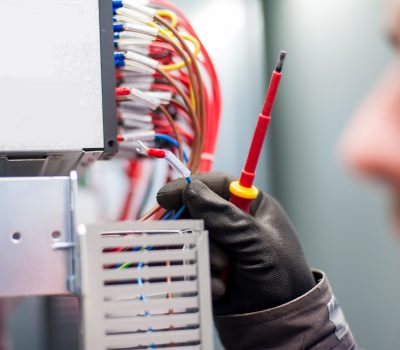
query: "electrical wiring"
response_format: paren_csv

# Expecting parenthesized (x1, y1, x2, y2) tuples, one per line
(111, 5, 221, 339)
(155, 15, 206, 126)
(137, 140, 191, 224)
(172, 205, 187, 220)
(113, 0, 222, 222)
(155, 9, 178, 28)
(154, 134, 189, 163)
(136, 141, 192, 182)
(159, 34, 201, 72)
(150, 0, 223, 171)
(155, 32, 200, 111)
(162, 210, 174, 221)
(158, 105, 184, 161)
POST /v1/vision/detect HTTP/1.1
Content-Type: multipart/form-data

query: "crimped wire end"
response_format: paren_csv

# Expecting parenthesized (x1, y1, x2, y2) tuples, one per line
(136, 140, 149, 155)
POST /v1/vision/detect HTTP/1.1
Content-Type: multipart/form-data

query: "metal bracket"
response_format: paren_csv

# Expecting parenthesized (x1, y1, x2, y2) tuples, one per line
(0, 172, 78, 297)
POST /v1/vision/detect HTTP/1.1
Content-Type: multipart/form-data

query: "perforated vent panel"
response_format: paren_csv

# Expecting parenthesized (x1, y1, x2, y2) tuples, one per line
(79, 221, 213, 350)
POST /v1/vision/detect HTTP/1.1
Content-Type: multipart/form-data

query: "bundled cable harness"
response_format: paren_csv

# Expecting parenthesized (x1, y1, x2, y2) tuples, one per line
(113, 0, 222, 221)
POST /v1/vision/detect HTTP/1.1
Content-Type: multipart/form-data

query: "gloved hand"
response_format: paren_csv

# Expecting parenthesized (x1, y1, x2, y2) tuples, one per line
(157, 172, 315, 316)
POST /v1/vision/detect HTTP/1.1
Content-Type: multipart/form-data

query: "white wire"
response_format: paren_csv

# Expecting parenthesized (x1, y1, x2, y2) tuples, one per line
(123, 60, 155, 74)
(125, 51, 159, 69)
(128, 87, 161, 110)
(124, 22, 159, 37)
(115, 7, 150, 24)
(122, 0, 156, 18)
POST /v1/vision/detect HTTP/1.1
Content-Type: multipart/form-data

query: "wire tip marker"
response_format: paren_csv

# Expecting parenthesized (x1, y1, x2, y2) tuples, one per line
(229, 51, 287, 213)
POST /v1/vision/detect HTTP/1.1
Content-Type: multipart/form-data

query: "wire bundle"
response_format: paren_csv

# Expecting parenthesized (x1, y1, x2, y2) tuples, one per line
(113, 0, 222, 221)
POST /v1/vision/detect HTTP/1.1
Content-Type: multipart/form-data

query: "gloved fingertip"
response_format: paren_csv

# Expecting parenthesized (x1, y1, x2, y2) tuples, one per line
(184, 180, 222, 207)
(156, 178, 188, 210)
(185, 180, 210, 196)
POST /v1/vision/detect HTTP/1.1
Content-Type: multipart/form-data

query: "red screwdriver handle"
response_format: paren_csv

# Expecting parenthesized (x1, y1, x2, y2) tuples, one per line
(229, 51, 286, 213)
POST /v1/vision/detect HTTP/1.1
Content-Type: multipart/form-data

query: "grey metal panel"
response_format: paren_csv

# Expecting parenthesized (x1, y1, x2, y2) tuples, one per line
(0, 174, 77, 297)
(80, 220, 213, 350)
(98, 0, 118, 159)
(0, 151, 103, 177)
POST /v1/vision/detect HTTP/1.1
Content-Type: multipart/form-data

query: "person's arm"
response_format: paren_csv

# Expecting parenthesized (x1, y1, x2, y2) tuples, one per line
(158, 172, 361, 350)
(215, 270, 358, 350)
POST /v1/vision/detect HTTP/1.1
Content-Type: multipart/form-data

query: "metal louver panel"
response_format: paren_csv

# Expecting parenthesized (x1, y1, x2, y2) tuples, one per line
(79, 221, 213, 350)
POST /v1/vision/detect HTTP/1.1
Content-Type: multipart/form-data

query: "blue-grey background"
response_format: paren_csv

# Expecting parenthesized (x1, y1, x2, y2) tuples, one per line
(8, 1, 400, 349)
(263, 1, 400, 349)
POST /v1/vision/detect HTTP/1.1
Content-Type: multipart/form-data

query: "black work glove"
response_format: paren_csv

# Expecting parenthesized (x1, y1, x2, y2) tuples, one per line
(157, 172, 315, 316)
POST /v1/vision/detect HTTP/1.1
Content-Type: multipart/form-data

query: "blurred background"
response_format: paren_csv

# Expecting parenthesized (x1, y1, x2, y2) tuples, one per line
(7, 0, 400, 349)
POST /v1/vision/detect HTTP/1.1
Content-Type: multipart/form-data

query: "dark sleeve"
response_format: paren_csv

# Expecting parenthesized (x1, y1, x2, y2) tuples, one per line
(214, 271, 362, 350)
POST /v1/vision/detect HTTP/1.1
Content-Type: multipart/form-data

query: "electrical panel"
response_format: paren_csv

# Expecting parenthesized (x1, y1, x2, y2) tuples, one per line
(0, 0, 118, 177)
(0, 0, 223, 348)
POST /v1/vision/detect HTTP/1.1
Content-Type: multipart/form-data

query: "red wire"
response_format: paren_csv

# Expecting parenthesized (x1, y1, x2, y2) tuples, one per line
(151, 83, 178, 94)
(119, 161, 142, 221)
(150, 0, 222, 171)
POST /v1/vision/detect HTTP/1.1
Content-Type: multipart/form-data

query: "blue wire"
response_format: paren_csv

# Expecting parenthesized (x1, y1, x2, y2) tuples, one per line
(112, 0, 123, 8)
(155, 134, 189, 163)
(163, 210, 174, 221)
(114, 52, 125, 67)
(172, 205, 187, 220)
(113, 23, 124, 32)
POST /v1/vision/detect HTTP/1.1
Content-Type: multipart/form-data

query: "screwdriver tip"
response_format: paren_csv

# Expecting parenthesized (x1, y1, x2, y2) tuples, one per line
(275, 50, 287, 73)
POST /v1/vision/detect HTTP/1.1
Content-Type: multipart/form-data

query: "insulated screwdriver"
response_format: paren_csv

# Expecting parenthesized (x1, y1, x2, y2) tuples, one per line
(229, 51, 287, 213)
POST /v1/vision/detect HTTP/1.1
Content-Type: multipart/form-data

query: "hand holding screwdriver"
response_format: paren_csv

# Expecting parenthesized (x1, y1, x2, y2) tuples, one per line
(157, 172, 316, 348)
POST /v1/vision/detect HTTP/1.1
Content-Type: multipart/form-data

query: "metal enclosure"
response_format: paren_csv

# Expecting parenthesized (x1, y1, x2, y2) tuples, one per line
(0, 175, 215, 349)
(0, 173, 78, 297)
(79, 221, 214, 350)
(0, 0, 117, 177)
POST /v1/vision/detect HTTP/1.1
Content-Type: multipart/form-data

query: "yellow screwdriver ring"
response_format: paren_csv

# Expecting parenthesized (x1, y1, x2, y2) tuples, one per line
(229, 181, 259, 200)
